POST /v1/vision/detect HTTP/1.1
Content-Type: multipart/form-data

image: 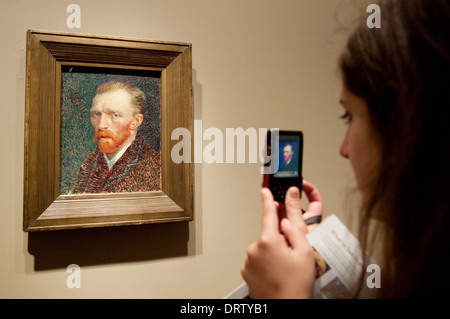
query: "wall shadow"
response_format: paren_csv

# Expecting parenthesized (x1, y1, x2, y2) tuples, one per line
(28, 221, 189, 271)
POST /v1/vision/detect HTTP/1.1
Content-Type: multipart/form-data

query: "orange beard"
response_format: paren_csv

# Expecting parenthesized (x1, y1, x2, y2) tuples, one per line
(93, 129, 132, 154)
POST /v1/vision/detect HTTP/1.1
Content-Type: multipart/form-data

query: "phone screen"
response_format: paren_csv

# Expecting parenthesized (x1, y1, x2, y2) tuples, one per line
(274, 134, 302, 178)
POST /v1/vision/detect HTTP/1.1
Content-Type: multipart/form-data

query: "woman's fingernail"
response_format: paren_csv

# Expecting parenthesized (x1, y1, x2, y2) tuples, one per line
(289, 187, 300, 198)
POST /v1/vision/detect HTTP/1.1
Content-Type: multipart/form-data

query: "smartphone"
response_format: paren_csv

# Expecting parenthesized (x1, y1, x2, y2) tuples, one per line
(262, 130, 303, 203)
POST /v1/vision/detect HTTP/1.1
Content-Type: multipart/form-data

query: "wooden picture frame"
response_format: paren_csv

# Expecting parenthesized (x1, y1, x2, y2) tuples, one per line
(23, 30, 193, 231)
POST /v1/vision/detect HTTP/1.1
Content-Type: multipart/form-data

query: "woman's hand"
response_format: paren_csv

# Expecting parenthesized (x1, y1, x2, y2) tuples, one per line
(241, 187, 316, 299)
(301, 181, 323, 232)
(275, 181, 323, 233)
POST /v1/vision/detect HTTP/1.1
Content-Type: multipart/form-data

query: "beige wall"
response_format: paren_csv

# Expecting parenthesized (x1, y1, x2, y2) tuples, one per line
(0, 0, 367, 298)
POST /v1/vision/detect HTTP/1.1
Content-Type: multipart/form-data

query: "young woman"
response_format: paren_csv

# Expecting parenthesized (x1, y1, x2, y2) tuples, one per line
(241, 0, 450, 298)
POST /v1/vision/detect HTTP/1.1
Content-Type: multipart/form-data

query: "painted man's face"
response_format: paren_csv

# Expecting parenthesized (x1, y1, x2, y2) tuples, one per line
(283, 144, 293, 163)
(90, 89, 139, 154)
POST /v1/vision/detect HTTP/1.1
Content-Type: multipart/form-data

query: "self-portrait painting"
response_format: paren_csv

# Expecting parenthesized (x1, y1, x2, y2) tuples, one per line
(24, 30, 193, 231)
(60, 66, 161, 195)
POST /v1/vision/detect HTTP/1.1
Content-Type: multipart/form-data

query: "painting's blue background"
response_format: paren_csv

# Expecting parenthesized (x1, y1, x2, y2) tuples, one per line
(60, 67, 161, 194)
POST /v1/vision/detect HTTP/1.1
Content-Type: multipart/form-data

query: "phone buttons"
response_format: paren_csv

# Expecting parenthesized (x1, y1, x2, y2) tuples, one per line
(272, 185, 286, 203)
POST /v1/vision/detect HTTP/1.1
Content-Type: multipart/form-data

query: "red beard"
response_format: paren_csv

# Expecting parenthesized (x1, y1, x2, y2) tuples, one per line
(93, 129, 132, 154)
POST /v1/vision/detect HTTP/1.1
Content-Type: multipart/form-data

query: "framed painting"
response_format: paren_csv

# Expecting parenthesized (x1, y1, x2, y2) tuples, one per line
(23, 30, 193, 231)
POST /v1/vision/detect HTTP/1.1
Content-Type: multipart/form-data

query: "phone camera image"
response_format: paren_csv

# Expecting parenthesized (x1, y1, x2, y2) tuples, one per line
(263, 130, 303, 203)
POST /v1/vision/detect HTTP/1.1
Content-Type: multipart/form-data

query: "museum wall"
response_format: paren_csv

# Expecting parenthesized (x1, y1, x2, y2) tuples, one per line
(0, 0, 366, 298)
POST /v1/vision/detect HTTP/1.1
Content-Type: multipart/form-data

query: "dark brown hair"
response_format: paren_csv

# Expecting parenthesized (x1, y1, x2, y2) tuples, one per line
(339, 0, 450, 298)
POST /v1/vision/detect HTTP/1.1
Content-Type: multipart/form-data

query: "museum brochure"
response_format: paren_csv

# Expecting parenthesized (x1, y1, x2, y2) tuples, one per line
(225, 214, 377, 299)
